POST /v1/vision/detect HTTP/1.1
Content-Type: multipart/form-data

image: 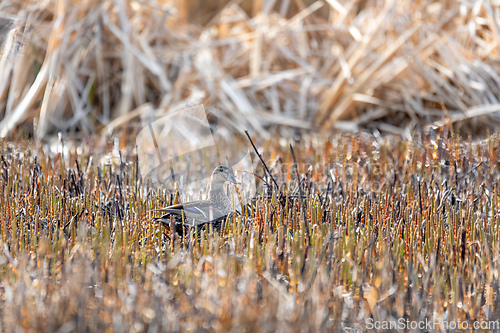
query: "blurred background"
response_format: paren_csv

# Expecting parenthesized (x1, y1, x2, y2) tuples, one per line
(0, 0, 499, 140)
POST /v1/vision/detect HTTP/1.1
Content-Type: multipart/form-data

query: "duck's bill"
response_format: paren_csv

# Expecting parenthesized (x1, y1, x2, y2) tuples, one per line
(228, 173, 241, 184)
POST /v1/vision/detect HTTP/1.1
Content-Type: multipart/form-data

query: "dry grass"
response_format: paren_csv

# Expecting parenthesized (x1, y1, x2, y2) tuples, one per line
(0, 131, 499, 331)
(1, 0, 500, 138)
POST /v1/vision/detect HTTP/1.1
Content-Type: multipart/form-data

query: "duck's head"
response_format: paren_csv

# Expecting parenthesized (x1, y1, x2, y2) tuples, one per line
(211, 165, 240, 185)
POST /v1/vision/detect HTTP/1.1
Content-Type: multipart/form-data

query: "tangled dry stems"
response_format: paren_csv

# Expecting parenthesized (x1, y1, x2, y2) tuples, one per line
(0, 0, 500, 138)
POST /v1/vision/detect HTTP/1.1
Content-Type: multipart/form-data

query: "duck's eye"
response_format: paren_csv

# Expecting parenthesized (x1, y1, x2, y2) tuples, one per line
(219, 167, 224, 172)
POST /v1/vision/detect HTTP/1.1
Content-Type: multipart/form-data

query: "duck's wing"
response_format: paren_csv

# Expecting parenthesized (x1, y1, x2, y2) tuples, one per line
(154, 200, 229, 225)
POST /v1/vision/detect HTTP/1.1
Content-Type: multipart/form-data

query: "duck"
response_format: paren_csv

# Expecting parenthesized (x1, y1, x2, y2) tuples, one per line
(154, 165, 240, 230)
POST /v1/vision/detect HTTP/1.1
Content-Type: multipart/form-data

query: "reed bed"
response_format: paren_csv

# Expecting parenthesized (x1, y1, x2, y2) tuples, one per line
(1, 0, 500, 138)
(0, 131, 499, 331)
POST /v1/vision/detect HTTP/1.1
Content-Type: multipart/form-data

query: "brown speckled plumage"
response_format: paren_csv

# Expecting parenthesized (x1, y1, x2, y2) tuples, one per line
(154, 165, 239, 228)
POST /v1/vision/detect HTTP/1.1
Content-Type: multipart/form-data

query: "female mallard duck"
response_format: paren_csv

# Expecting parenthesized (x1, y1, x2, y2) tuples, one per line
(154, 165, 240, 228)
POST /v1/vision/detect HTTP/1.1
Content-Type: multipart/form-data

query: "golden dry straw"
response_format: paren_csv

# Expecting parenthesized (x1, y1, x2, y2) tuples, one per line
(0, 0, 499, 137)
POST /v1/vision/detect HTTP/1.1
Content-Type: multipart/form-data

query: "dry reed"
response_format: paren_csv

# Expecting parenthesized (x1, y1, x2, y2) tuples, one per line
(0, 1, 499, 138)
